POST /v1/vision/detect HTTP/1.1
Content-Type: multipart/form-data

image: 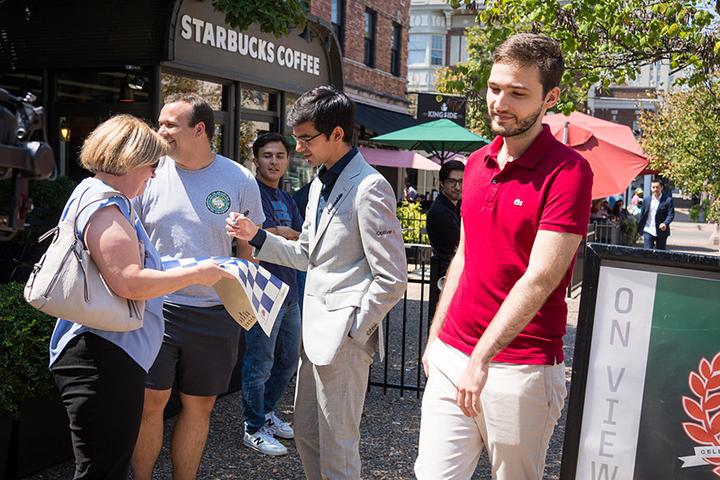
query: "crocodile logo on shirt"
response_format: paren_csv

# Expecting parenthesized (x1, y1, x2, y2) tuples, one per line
(206, 191, 231, 214)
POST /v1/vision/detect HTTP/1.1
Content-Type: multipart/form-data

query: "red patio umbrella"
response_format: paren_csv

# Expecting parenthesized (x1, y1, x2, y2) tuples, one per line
(543, 112, 649, 198)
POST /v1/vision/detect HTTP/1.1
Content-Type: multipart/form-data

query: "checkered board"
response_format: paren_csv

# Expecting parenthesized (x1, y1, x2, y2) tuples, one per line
(162, 256, 289, 336)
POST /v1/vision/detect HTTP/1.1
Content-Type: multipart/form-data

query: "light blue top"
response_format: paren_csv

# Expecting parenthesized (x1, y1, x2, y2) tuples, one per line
(49, 178, 164, 372)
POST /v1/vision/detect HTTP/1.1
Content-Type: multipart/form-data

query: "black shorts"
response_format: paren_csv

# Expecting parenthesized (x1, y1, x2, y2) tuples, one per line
(146, 303, 242, 396)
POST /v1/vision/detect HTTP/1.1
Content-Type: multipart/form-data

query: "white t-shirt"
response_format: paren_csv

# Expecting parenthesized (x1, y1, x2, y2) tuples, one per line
(134, 154, 264, 307)
(644, 195, 660, 237)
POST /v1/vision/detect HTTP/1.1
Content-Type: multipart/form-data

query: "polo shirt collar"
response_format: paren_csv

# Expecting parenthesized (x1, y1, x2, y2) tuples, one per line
(485, 124, 556, 170)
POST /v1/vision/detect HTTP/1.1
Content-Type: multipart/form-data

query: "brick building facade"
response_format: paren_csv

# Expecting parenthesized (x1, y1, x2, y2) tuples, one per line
(588, 86, 660, 133)
(311, 0, 412, 113)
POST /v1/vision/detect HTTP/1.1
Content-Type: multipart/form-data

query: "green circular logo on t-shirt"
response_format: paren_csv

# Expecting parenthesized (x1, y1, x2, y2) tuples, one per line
(206, 191, 231, 214)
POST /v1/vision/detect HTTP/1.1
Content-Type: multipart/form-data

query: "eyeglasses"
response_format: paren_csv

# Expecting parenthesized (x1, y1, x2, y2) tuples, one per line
(151, 160, 160, 173)
(443, 178, 463, 188)
(292, 132, 323, 147)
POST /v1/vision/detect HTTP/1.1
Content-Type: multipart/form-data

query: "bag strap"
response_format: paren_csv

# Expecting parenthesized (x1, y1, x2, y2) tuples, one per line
(72, 190, 135, 239)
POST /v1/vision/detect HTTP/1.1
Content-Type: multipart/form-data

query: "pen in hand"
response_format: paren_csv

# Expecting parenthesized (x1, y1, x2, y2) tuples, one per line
(229, 210, 249, 227)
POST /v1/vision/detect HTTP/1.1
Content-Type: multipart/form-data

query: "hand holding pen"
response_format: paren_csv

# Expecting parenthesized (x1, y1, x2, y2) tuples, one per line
(228, 210, 250, 227)
(226, 209, 259, 241)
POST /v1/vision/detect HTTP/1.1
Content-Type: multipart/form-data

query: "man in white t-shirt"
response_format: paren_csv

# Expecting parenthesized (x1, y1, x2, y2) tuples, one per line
(131, 93, 264, 480)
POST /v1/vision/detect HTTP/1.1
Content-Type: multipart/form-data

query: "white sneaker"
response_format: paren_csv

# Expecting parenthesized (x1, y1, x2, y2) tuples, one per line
(265, 411, 294, 439)
(243, 426, 288, 456)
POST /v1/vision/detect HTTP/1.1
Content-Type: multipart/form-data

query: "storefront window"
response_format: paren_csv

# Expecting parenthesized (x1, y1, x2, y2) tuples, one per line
(286, 154, 315, 193)
(283, 95, 315, 193)
(241, 89, 271, 110)
(160, 74, 223, 109)
(58, 116, 106, 181)
(0, 73, 43, 104)
(57, 71, 151, 103)
(161, 73, 226, 156)
(212, 124, 223, 155)
(238, 119, 271, 169)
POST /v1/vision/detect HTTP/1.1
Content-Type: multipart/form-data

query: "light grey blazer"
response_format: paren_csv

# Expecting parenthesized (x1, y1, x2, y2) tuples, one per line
(254, 151, 408, 366)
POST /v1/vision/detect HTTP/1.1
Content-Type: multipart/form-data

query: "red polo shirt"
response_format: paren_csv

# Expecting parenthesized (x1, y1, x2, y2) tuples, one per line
(438, 125, 593, 365)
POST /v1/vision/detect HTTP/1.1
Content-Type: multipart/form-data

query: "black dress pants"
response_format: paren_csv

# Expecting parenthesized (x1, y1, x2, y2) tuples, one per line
(52, 333, 146, 480)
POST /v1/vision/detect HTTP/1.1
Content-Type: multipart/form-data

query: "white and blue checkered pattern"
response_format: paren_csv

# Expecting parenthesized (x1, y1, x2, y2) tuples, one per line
(162, 256, 288, 333)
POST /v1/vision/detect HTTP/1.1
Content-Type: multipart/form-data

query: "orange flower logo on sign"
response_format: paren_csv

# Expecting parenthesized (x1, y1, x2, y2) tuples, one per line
(680, 351, 720, 475)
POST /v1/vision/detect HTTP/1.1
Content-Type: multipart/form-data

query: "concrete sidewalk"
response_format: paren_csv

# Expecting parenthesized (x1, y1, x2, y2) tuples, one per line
(665, 208, 718, 256)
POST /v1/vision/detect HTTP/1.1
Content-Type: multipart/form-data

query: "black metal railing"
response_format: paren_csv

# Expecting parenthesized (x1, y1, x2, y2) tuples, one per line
(369, 245, 437, 397)
(371, 233, 594, 394)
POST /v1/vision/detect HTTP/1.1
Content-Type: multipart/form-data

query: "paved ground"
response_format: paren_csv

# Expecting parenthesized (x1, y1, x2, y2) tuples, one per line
(22, 215, 718, 479)
(664, 208, 719, 256)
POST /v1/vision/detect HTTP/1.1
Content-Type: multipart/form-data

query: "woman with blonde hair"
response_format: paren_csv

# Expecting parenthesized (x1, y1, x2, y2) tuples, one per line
(48, 114, 233, 480)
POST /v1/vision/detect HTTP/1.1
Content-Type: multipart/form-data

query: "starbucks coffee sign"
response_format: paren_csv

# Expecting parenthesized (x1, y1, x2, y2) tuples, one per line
(173, 0, 333, 90)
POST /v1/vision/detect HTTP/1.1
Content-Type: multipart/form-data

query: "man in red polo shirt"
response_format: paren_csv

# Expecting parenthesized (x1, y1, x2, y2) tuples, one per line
(415, 34, 593, 480)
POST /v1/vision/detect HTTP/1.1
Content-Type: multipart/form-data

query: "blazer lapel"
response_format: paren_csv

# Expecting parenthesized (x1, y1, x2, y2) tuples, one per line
(310, 154, 363, 254)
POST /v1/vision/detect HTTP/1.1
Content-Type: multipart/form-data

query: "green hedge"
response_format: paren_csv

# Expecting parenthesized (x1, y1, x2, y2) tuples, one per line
(689, 199, 711, 223)
(397, 201, 428, 244)
(0, 282, 56, 418)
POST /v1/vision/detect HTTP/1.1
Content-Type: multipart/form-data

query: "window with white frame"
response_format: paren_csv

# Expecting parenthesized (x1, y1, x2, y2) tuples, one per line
(431, 35, 444, 66)
(449, 35, 468, 65)
(409, 34, 426, 64)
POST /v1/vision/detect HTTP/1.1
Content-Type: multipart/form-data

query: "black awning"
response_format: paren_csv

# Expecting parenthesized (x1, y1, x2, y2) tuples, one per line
(355, 103, 419, 136)
(0, 0, 174, 70)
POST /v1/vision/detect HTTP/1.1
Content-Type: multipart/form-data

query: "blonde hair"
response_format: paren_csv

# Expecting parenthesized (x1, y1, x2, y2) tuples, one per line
(80, 114, 168, 176)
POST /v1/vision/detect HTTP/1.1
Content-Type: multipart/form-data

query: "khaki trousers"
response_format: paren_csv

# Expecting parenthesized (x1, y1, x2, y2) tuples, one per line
(294, 335, 376, 480)
(415, 340, 566, 480)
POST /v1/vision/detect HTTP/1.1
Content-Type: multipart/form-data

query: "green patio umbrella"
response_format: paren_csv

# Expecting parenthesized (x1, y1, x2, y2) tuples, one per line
(370, 119, 490, 164)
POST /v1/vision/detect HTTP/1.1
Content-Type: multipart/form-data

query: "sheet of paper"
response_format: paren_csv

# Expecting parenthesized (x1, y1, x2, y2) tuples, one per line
(162, 256, 289, 337)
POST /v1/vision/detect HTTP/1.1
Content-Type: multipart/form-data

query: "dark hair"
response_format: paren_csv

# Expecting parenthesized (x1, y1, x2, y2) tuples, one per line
(253, 132, 291, 158)
(494, 33, 564, 97)
(651, 178, 664, 187)
(612, 201, 624, 216)
(163, 93, 215, 142)
(439, 160, 465, 183)
(287, 85, 355, 143)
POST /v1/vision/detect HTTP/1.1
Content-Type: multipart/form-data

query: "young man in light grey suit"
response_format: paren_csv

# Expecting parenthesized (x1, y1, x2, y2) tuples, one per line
(227, 85, 408, 479)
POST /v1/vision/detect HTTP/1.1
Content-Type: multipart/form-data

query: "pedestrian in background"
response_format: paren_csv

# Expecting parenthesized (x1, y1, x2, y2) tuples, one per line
(241, 132, 303, 456)
(426, 159, 464, 278)
(638, 178, 674, 250)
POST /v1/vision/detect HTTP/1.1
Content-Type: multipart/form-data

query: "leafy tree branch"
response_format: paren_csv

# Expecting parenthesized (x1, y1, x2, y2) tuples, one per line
(212, 0, 308, 38)
(638, 77, 720, 222)
(439, 0, 719, 114)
